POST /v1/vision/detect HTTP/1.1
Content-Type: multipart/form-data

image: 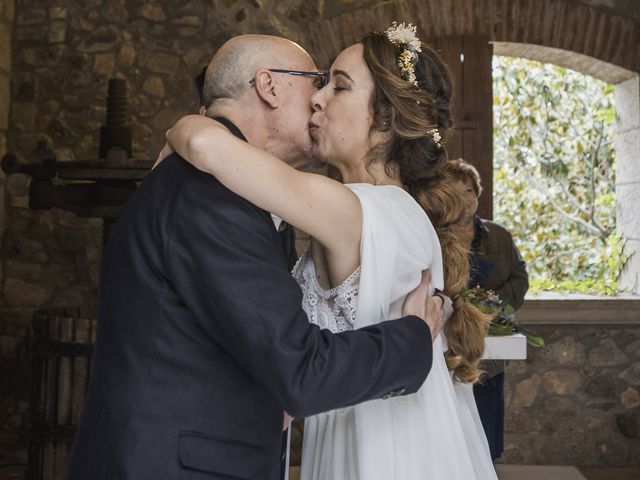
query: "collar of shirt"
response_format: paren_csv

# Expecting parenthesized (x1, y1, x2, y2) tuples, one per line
(271, 213, 284, 231)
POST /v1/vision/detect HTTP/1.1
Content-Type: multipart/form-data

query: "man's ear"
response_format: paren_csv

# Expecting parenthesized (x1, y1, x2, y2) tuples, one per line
(253, 68, 280, 108)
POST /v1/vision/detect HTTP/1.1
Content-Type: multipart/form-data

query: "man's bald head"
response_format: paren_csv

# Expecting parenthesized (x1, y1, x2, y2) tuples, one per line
(202, 35, 313, 108)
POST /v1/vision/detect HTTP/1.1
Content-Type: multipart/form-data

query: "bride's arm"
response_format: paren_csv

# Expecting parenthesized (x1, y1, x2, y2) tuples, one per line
(166, 115, 362, 254)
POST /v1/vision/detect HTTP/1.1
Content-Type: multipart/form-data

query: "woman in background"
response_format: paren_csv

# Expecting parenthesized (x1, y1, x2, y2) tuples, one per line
(447, 158, 529, 461)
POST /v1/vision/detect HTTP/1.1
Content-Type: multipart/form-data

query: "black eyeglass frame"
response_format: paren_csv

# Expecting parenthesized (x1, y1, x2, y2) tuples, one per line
(249, 68, 328, 87)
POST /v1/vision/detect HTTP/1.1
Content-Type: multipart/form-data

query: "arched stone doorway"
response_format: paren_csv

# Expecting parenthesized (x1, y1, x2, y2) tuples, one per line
(307, 0, 640, 293)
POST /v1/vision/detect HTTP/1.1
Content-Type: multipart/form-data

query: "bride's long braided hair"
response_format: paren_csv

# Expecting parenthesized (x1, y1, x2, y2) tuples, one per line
(361, 31, 490, 383)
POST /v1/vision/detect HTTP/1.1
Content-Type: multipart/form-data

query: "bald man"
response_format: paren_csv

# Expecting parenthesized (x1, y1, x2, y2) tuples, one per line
(69, 36, 439, 480)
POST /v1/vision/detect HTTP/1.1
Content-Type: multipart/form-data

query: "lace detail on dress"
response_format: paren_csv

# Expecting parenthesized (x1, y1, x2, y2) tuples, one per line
(292, 249, 360, 333)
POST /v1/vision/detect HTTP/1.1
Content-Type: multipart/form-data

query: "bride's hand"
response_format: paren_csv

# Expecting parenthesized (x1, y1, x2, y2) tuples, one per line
(165, 115, 229, 173)
(425, 293, 444, 341)
(283, 411, 293, 431)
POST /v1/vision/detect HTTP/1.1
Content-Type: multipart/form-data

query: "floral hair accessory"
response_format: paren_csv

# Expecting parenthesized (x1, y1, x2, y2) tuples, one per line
(385, 21, 422, 86)
(427, 127, 442, 148)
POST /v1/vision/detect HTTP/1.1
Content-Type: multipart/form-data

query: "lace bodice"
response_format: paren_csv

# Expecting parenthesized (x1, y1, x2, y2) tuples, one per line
(292, 248, 361, 333)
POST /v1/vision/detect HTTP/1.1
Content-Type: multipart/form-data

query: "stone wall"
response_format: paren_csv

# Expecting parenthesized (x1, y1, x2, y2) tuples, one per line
(0, 0, 25, 469)
(503, 322, 640, 465)
(0, 0, 323, 467)
(616, 76, 640, 294)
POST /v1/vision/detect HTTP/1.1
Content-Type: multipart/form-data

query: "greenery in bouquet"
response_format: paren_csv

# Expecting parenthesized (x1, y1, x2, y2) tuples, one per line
(463, 287, 544, 347)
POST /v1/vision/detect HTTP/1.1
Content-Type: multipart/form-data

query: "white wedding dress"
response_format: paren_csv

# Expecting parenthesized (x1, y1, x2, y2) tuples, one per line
(292, 184, 498, 480)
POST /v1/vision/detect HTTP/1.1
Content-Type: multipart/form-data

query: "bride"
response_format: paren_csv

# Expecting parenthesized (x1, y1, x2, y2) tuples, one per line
(162, 23, 497, 480)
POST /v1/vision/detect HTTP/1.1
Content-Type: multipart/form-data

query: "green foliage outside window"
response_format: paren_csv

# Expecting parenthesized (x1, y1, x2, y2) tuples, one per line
(492, 56, 629, 295)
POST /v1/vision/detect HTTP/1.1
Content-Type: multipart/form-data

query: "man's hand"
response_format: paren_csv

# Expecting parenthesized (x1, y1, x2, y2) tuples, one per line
(402, 270, 443, 343)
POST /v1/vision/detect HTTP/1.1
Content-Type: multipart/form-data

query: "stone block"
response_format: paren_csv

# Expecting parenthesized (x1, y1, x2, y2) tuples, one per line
(118, 42, 136, 67)
(1, 0, 15, 21)
(3, 278, 49, 307)
(137, 3, 166, 21)
(500, 439, 538, 464)
(588, 338, 629, 366)
(104, 0, 129, 23)
(544, 396, 582, 420)
(583, 371, 621, 400)
(15, 25, 48, 42)
(593, 435, 630, 465)
(16, 7, 46, 26)
(615, 76, 639, 133)
(615, 129, 640, 185)
(615, 412, 639, 439)
(172, 16, 202, 26)
(77, 25, 120, 53)
(146, 52, 180, 75)
(504, 411, 541, 434)
(626, 339, 640, 357)
(48, 7, 67, 20)
(11, 102, 37, 133)
(6, 235, 47, 262)
(9, 196, 28, 209)
(5, 260, 43, 283)
(47, 20, 67, 43)
(512, 373, 541, 407)
(543, 369, 583, 395)
(0, 74, 9, 130)
(583, 411, 608, 431)
(621, 387, 640, 408)
(175, 26, 199, 37)
(0, 130, 6, 156)
(17, 46, 47, 66)
(142, 76, 165, 98)
(538, 422, 588, 464)
(0, 22, 11, 73)
(183, 45, 214, 69)
(617, 184, 640, 240)
(537, 336, 587, 366)
(619, 361, 640, 386)
(93, 53, 115, 77)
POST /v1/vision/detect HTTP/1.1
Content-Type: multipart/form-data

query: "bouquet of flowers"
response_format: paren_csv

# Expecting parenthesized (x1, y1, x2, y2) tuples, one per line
(463, 287, 544, 347)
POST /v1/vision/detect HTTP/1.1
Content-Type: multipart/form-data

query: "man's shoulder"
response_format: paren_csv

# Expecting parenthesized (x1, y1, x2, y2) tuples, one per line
(153, 153, 273, 228)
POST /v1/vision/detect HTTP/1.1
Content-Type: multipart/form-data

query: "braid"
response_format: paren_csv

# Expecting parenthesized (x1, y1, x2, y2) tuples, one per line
(362, 32, 490, 382)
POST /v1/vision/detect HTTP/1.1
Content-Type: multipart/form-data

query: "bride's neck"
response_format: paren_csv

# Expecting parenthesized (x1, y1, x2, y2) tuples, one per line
(338, 159, 403, 188)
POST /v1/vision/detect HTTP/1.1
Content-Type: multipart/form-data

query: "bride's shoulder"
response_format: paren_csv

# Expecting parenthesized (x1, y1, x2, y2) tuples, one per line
(345, 183, 412, 204)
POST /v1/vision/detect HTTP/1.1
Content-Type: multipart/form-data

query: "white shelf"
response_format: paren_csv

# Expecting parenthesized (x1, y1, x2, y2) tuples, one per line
(483, 333, 527, 360)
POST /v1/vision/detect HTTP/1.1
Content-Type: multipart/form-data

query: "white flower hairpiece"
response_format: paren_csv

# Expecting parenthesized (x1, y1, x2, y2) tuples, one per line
(385, 22, 422, 86)
(427, 128, 442, 148)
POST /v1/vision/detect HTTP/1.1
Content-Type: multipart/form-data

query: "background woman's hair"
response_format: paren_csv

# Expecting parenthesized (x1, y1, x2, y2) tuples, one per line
(446, 158, 484, 197)
(361, 31, 490, 383)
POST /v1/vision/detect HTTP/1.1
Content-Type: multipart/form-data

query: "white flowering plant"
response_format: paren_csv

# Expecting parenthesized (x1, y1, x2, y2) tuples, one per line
(385, 22, 422, 86)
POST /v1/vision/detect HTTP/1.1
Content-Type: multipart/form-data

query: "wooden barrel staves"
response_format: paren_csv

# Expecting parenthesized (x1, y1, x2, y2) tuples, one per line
(28, 306, 97, 480)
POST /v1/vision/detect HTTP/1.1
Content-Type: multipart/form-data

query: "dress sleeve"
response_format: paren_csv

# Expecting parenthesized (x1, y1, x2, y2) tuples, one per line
(348, 184, 442, 328)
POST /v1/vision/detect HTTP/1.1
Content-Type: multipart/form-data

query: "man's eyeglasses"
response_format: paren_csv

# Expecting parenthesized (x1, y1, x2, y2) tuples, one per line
(249, 69, 328, 88)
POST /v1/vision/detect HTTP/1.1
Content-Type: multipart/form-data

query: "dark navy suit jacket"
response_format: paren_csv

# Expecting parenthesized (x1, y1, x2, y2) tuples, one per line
(69, 124, 433, 480)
